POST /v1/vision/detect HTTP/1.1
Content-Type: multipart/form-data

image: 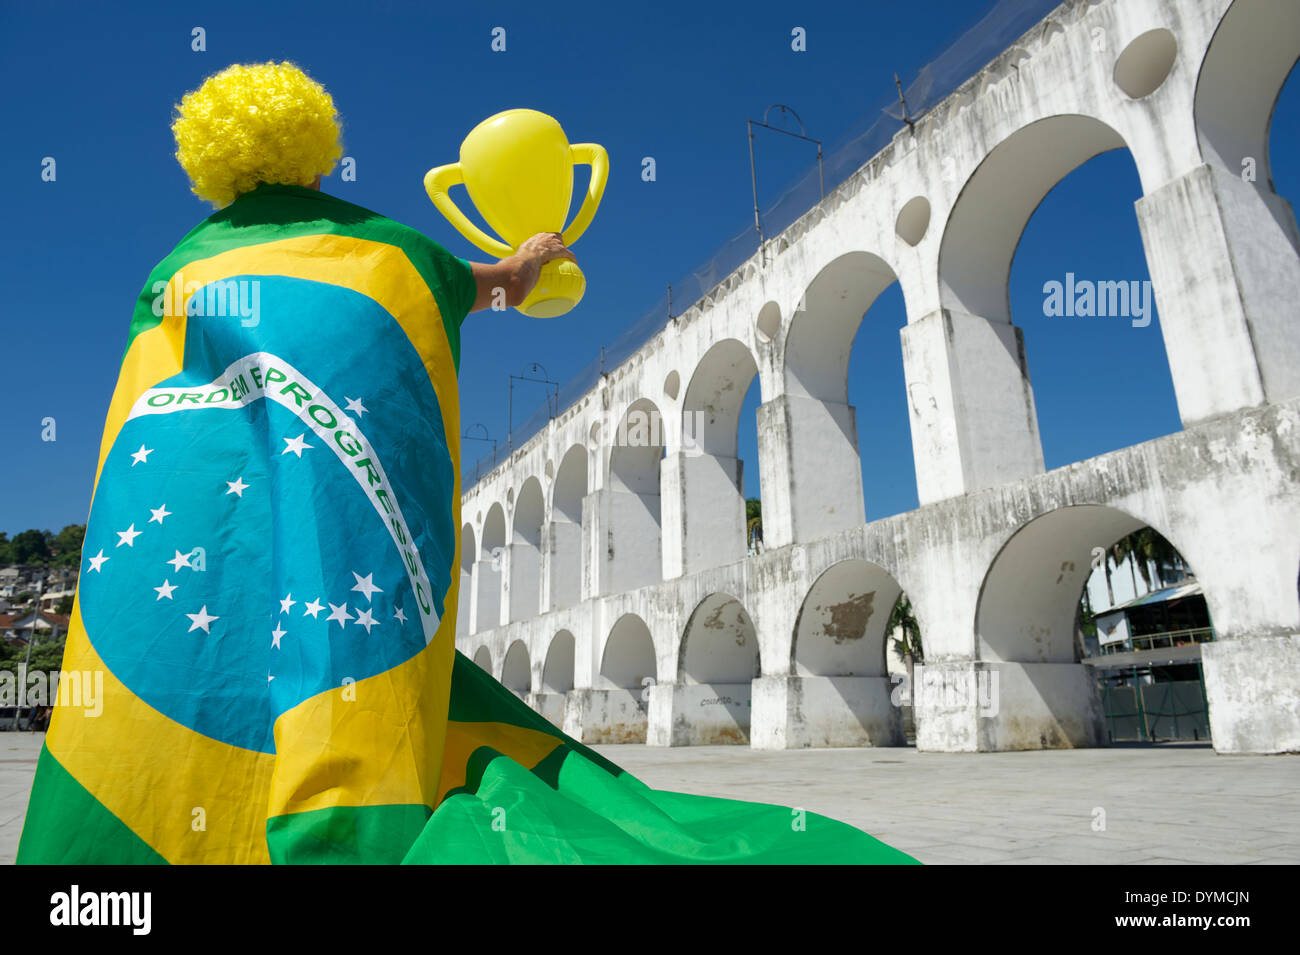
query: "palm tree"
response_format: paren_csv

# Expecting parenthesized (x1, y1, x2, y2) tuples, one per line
(1101, 548, 1116, 607)
(888, 593, 923, 694)
(1128, 527, 1186, 590)
(745, 498, 763, 552)
(1109, 535, 1140, 598)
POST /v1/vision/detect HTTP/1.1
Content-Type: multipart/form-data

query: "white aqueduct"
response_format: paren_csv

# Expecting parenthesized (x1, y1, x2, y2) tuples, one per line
(456, 0, 1300, 754)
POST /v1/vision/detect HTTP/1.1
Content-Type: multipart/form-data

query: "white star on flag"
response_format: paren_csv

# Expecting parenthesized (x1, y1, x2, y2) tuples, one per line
(226, 477, 249, 497)
(282, 433, 313, 458)
(354, 608, 378, 634)
(271, 624, 286, 649)
(167, 550, 193, 572)
(149, 504, 172, 525)
(351, 571, 382, 602)
(280, 594, 296, 614)
(344, 396, 368, 417)
(87, 550, 109, 572)
(326, 602, 353, 627)
(116, 523, 142, 547)
(130, 444, 153, 466)
(302, 599, 324, 619)
(155, 580, 177, 600)
(186, 605, 219, 634)
(394, 607, 407, 624)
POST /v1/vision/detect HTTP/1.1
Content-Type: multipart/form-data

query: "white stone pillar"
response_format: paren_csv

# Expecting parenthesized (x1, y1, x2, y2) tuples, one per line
(756, 394, 864, 547)
(473, 557, 502, 632)
(661, 450, 746, 577)
(900, 309, 1044, 506)
(545, 519, 583, 611)
(506, 540, 540, 622)
(1135, 162, 1300, 423)
(588, 486, 661, 594)
(455, 565, 472, 637)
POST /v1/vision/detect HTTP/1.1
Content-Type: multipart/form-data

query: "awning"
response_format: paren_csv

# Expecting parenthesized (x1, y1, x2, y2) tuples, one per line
(1108, 580, 1202, 612)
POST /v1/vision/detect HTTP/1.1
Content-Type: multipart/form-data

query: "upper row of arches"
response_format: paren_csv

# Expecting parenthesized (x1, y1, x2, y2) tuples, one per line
(457, 0, 1298, 624)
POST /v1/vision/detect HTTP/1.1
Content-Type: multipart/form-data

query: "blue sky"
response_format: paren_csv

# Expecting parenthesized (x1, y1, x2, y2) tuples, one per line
(1, 0, 1297, 536)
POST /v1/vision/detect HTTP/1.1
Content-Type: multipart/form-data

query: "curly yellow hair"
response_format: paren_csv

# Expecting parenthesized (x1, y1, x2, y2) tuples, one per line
(171, 61, 343, 208)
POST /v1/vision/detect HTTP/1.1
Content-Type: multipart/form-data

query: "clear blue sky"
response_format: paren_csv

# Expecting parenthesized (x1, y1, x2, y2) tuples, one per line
(1, 0, 1297, 536)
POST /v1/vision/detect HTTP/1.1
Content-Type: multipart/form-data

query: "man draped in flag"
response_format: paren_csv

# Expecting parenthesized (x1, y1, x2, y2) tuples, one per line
(19, 61, 915, 864)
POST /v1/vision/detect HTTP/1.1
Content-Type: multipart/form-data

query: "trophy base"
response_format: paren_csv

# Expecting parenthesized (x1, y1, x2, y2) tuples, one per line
(517, 259, 586, 318)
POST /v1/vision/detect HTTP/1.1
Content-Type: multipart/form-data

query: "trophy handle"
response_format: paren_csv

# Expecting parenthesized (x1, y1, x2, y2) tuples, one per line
(423, 163, 514, 258)
(563, 143, 609, 247)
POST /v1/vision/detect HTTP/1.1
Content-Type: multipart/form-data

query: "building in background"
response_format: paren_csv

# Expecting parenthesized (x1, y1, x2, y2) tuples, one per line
(1081, 548, 1214, 743)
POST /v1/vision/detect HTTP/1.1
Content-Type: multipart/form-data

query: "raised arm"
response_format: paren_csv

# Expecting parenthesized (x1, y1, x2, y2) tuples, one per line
(468, 232, 577, 313)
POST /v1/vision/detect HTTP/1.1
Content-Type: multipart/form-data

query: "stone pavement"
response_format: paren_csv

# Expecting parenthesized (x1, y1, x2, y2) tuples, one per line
(2, 732, 1296, 863)
(0, 732, 42, 865)
(588, 742, 1300, 864)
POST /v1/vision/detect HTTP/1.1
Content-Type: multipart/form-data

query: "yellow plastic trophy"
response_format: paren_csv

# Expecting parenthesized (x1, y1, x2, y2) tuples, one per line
(424, 109, 609, 318)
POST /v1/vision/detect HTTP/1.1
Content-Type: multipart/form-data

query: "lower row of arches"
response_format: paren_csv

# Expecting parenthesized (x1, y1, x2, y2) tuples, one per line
(464, 505, 1213, 748)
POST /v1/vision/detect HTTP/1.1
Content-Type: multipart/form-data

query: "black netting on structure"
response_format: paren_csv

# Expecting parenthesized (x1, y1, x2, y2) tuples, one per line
(466, 0, 1064, 486)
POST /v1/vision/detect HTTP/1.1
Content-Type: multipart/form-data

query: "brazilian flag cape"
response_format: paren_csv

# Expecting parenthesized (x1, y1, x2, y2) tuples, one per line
(18, 183, 916, 864)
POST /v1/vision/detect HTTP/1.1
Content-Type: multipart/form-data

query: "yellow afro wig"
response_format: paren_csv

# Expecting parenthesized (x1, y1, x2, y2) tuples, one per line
(171, 61, 343, 208)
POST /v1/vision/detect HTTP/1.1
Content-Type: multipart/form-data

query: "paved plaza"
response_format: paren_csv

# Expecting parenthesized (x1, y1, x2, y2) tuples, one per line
(589, 742, 1300, 864)
(2, 732, 1296, 864)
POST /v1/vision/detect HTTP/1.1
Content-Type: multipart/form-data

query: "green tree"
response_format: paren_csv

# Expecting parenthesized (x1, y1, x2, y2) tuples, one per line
(55, 596, 74, 615)
(27, 640, 67, 672)
(745, 498, 762, 549)
(0, 640, 66, 675)
(0, 532, 12, 566)
(888, 594, 923, 661)
(888, 593, 923, 699)
(9, 529, 52, 566)
(1127, 527, 1186, 590)
(52, 525, 85, 567)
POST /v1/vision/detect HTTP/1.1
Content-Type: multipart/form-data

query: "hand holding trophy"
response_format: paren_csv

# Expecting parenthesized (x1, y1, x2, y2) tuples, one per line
(424, 109, 608, 317)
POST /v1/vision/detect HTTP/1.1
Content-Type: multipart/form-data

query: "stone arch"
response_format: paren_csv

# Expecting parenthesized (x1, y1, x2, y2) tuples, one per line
(509, 476, 544, 621)
(1173, 0, 1300, 419)
(605, 399, 665, 592)
(1195, 0, 1300, 207)
(472, 645, 492, 673)
(755, 559, 907, 748)
(652, 593, 761, 746)
(501, 639, 531, 698)
(785, 251, 901, 404)
(678, 340, 760, 572)
(938, 113, 1134, 324)
(475, 503, 505, 632)
(793, 559, 903, 677)
(680, 593, 760, 683)
(683, 340, 760, 457)
(592, 612, 657, 744)
(542, 630, 575, 693)
(457, 522, 475, 637)
(771, 251, 904, 543)
(974, 504, 1198, 664)
(600, 613, 657, 690)
(970, 504, 1208, 751)
(550, 445, 587, 610)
